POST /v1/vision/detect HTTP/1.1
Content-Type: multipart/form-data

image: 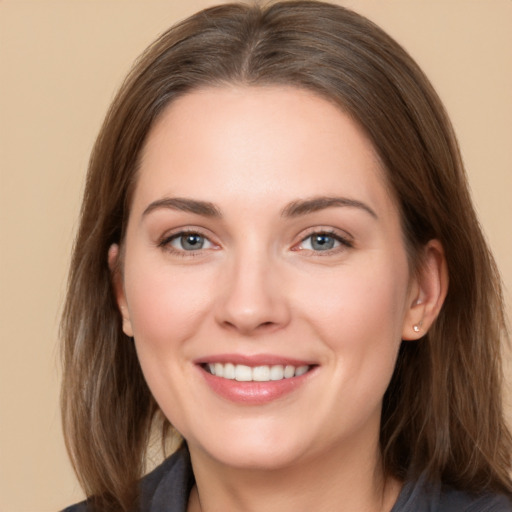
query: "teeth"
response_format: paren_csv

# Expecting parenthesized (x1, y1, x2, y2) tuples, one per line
(284, 365, 295, 378)
(224, 362, 235, 379)
(206, 363, 311, 381)
(253, 365, 270, 381)
(235, 364, 252, 381)
(295, 365, 309, 376)
(269, 365, 284, 380)
(214, 363, 224, 378)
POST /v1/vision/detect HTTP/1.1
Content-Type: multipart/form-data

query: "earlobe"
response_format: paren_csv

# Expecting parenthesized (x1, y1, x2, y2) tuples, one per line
(402, 240, 448, 340)
(108, 244, 134, 337)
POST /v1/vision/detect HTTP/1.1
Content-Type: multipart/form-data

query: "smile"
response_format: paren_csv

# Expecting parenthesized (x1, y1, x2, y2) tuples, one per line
(197, 355, 317, 404)
(205, 363, 311, 382)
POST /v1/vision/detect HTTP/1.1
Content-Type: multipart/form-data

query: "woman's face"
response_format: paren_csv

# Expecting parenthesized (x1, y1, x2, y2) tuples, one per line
(112, 86, 424, 470)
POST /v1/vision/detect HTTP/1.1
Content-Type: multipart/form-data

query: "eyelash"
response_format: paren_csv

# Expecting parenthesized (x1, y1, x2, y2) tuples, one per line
(158, 229, 216, 257)
(294, 229, 353, 255)
(158, 228, 353, 257)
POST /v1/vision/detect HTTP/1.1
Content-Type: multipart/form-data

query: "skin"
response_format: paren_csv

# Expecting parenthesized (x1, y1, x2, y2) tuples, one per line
(109, 86, 447, 511)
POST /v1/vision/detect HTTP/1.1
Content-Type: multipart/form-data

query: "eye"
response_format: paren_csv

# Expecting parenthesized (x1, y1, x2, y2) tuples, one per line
(163, 231, 215, 252)
(296, 231, 352, 252)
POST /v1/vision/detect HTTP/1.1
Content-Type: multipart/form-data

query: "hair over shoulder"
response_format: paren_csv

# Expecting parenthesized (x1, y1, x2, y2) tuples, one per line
(60, 2, 512, 510)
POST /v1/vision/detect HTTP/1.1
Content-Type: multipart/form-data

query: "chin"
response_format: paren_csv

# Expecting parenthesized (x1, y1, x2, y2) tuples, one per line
(186, 420, 321, 471)
(204, 441, 306, 471)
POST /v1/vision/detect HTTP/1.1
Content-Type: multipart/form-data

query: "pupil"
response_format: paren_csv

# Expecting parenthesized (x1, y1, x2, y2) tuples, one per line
(312, 234, 334, 250)
(182, 234, 203, 250)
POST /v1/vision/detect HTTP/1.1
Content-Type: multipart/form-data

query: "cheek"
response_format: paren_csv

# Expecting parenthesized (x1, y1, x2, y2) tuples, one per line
(295, 260, 408, 430)
(124, 257, 216, 347)
(122, 256, 219, 424)
(302, 264, 407, 333)
(296, 254, 409, 377)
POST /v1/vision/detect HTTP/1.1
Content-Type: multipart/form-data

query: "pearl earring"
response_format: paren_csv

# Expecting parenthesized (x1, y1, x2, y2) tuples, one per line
(413, 320, 423, 333)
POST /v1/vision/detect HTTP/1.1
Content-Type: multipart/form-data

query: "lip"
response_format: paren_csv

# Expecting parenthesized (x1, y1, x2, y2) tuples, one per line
(194, 353, 316, 367)
(194, 353, 318, 405)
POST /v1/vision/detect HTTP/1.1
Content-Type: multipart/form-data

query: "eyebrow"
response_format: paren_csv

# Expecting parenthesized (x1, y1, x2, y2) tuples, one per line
(281, 196, 378, 219)
(142, 195, 377, 220)
(142, 197, 222, 218)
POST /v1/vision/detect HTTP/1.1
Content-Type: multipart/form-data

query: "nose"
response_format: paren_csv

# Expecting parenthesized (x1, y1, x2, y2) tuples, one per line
(214, 252, 291, 335)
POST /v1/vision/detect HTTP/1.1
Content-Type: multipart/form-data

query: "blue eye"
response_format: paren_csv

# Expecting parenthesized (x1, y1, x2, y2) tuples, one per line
(302, 233, 338, 251)
(168, 232, 213, 251)
(298, 232, 351, 252)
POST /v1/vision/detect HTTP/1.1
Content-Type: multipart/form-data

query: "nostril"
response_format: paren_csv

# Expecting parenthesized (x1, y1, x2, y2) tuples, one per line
(254, 320, 278, 330)
(221, 319, 278, 335)
(254, 321, 281, 334)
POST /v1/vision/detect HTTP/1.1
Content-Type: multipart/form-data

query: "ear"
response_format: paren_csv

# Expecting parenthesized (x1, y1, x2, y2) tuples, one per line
(108, 244, 133, 337)
(402, 239, 448, 340)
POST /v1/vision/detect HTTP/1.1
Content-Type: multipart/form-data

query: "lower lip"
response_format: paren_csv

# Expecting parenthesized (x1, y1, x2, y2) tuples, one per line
(199, 366, 315, 405)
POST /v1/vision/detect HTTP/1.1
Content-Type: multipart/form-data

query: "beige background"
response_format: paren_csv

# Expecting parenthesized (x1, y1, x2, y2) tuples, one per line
(0, 1, 511, 510)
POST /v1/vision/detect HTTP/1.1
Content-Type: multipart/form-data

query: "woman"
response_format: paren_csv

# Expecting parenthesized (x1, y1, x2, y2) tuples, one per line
(61, 1, 512, 511)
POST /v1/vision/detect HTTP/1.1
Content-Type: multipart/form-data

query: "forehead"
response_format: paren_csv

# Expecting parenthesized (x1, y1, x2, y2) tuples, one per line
(134, 85, 395, 217)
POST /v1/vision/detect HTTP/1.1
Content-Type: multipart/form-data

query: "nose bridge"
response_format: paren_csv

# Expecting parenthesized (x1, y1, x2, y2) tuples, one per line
(216, 240, 289, 334)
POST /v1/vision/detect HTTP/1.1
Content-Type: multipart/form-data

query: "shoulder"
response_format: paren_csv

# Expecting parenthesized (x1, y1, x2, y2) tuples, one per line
(139, 443, 194, 510)
(61, 444, 194, 512)
(61, 501, 89, 512)
(437, 487, 512, 512)
(392, 472, 512, 512)
(61, 502, 88, 512)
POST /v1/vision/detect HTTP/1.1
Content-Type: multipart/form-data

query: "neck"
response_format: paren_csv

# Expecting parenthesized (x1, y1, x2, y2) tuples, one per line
(187, 433, 401, 512)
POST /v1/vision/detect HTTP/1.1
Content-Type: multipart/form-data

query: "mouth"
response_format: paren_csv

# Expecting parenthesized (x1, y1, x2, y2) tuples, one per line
(202, 362, 312, 382)
(196, 355, 317, 404)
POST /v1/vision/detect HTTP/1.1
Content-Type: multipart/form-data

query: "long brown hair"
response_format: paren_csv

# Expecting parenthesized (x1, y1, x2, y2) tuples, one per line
(61, 1, 512, 510)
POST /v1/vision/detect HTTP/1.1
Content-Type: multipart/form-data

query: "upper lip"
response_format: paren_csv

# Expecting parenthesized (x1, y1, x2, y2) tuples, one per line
(194, 353, 316, 367)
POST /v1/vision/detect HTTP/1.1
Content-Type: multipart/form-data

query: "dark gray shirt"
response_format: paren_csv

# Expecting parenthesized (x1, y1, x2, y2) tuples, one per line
(63, 445, 512, 511)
